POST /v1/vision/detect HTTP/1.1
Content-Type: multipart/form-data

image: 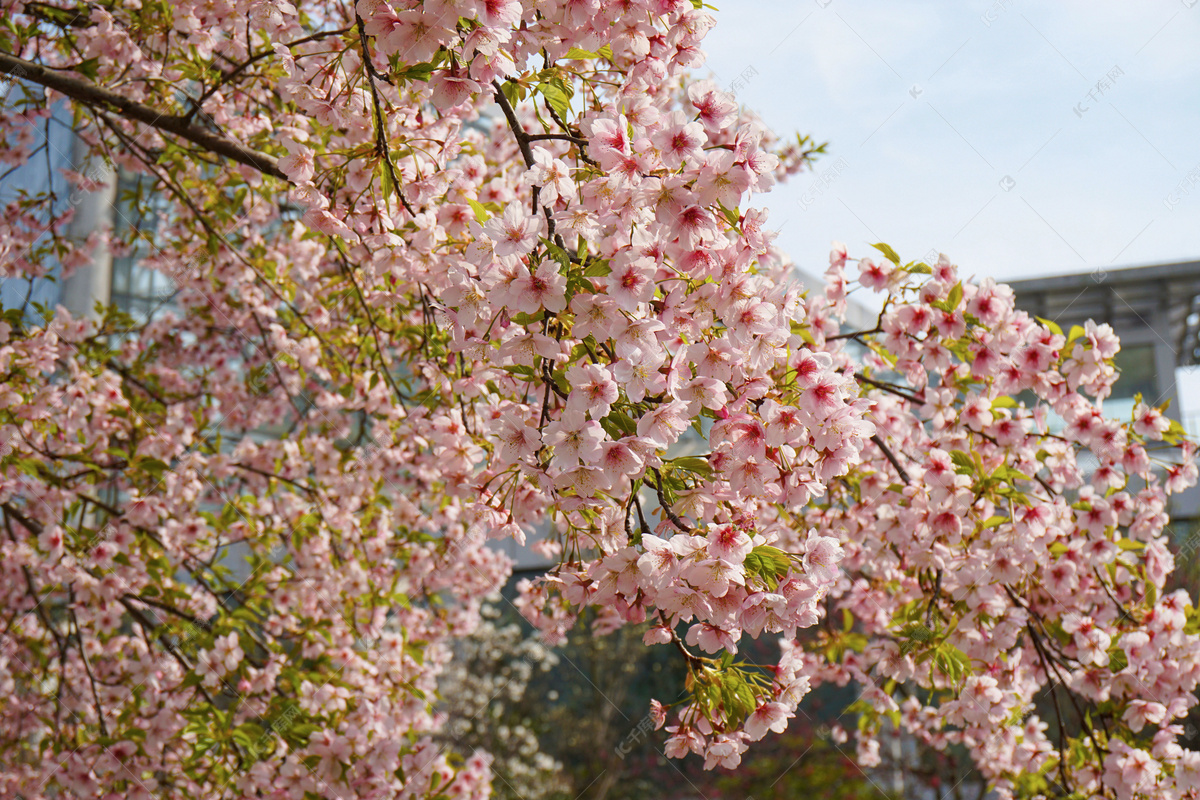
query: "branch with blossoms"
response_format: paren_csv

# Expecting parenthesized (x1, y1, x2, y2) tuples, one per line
(0, 2, 1197, 800)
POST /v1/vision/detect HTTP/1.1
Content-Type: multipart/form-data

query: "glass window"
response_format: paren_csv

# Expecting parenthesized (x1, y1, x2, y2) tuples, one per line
(108, 171, 176, 322)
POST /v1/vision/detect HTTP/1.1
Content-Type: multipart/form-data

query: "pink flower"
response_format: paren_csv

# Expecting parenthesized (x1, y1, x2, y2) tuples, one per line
(279, 137, 314, 183)
(685, 621, 739, 653)
(703, 733, 746, 769)
(857, 257, 891, 292)
(606, 257, 656, 310)
(492, 413, 541, 463)
(707, 524, 753, 562)
(695, 149, 753, 208)
(429, 68, 480, 108)
(613, 354, 667, 403)
(565, 363, 619, 419)
(484, 203, 540, 257)
(613, 317, 666, 361)
(523, 148, 575, 206)
(688, 80, 737, 131)
(744, 702, 791, 741)
(597, 439, 645, 479)
(1133, 401, 1170, 439)
(570, 293, 620, 341)
(512, 259, 567, 314)
(652, 110, 705, 170)
(636, 399, 690, 447)
(212, 632, 244, 672)
(802, 530, 842, 582)
(1119, 748, 1160, 793)
(587, 114, 631, 170)
(544, 410, 604, 466)
(678, 375, 728, 414)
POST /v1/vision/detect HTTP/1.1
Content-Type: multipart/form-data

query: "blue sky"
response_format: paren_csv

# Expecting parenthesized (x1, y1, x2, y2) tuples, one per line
(701, 0, 1200, 284)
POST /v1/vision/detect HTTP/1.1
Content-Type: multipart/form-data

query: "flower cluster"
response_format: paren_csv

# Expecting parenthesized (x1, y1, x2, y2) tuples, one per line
(0, 0, 1196, 798)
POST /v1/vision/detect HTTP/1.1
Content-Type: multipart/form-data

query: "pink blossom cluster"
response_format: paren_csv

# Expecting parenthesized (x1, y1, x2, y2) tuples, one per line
(0, 0, 1197, 798)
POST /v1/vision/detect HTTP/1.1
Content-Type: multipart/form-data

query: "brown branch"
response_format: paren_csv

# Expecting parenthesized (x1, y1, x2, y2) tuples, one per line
(23, 2, 89, 28)
(68, 592, 109, 739)
(525, 132, 589, 146)
(491, 80, 536, 168)
(657, 609, 705, 671)
(925, 568, 942, 625)
(855, 372, 926, 405)
(648, 466, 694, 533)
(355, 15, 414, 217)
(188, 27, 351, 120)
(828, 305, 886, 341)
(0, 51, 287, 180)
(870, 433, 910, 485)
(827, 324, 882, 341)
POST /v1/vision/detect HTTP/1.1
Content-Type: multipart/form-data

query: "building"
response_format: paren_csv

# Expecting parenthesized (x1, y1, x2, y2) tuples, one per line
(1009, 261, 1200, 553)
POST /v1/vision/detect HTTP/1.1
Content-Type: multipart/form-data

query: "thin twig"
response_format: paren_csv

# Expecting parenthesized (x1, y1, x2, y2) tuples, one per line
(355, 15, 414, 217)
(855, 372, 926, 405)
(648, 466, 693, 533)
(870, 433, 910, 485)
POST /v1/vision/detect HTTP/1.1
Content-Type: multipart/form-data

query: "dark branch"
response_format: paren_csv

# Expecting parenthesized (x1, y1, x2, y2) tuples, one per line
(649, 466, 694, 533)
(870, 433, 910, 485)
(0, 51, 287, 180)
(855, 372, 926, 405)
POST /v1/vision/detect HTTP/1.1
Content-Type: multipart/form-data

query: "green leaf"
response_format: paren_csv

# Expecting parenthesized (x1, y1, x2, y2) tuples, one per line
(396, 61, 436, 83)
(552, 369, 570, 397)
(537, 79, 573, 120)
(597, 44, 615, 60)
(543, 239, 572, 271)
(717, 201, 740, 227)
(1036, 316, 1063, 336)
(870, 242, 901, 265)
(743, 545, 792, 591)
(933, 643, 971, 683)
(991, 395, 1017, 408)
(563, 47, 601, 59)
(500, 365, 536, 380)
(75, 57, 101, 80)
(1067, 324, 1085, 346)
(1108, 647, 1128, 672)
(946, 282, 963, 311)
(500, 80, 521, 109)
(600, 410, 638, 438)
(582, 260, 611, 278)
(669, 456, 712, 478)
(901, 623, 934, 646)
(510, 310, 545, 325)
(466, 198, 490, 223)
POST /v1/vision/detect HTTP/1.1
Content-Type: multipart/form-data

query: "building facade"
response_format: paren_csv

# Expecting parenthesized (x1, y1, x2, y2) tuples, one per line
(1009, 262, 1200, 563)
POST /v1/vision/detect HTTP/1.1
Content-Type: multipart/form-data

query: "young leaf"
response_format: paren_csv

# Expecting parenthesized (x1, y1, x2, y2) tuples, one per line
(870, 242, 901, 265)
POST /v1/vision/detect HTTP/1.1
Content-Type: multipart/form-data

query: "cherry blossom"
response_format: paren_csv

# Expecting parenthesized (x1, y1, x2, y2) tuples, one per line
(0, 2, 1196, 799)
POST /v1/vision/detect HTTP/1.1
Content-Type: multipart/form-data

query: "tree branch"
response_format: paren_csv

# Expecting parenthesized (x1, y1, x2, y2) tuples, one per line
(855, 372, 926, 405)
(491, 79, 536, 169)
(870, 433, 910, 485)
(355, 15, 415, 217)
(649, 466, 694, 533)
(0, 51, 287, 180)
